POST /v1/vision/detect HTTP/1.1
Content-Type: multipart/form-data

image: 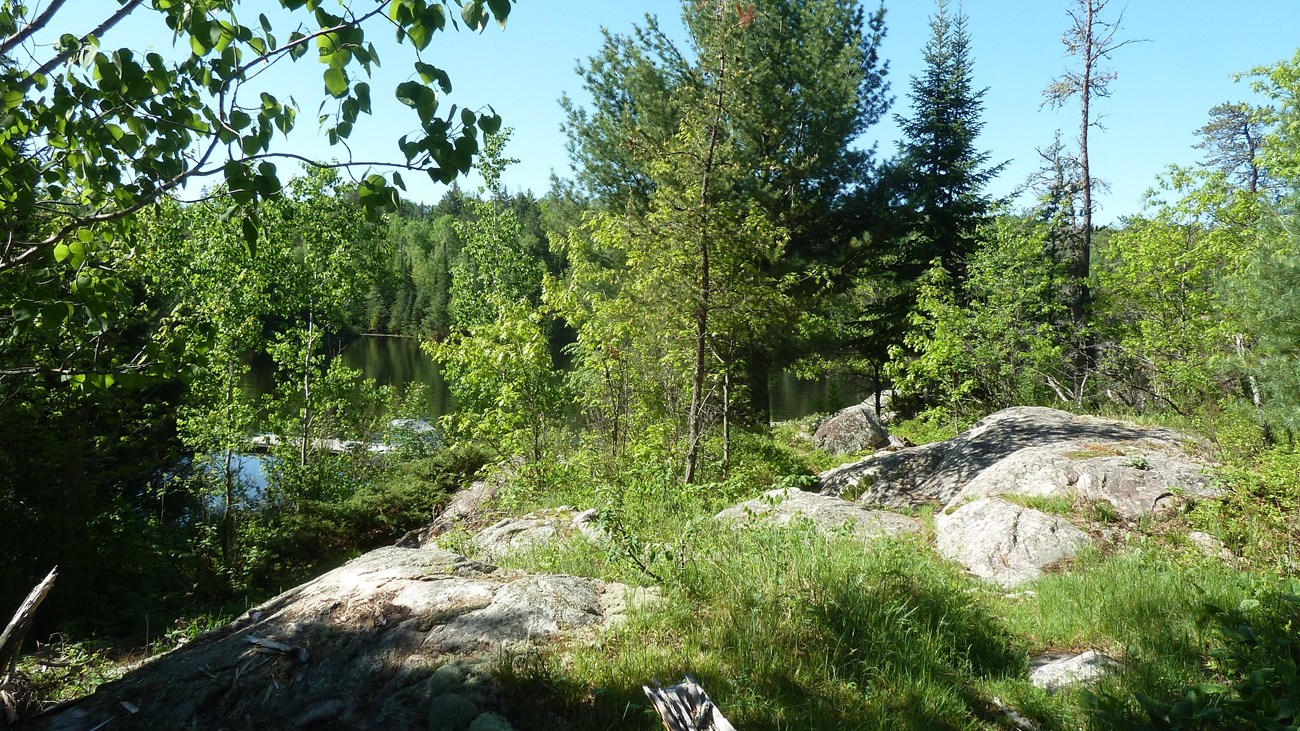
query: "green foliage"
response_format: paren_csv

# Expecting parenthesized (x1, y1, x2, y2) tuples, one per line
(0, 0, 510, 387)
(1248, 50, 1300, 193)
(1188, 449, 1300, 574)
(888, 214, 1070, 424)
(431, 130, 564, 473)
(562, 0, 891, 420)
(1093, 582, 1300, 731)
(430, 298, 565, 468)
(893, 0, 1001, 289)
(449, 130, 544, 329)
(1096, 168, 1260, 414)
(1236, 213, 1300, 433)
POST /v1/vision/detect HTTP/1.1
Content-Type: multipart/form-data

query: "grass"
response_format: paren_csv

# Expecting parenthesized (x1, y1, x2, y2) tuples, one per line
(499, 529, 1031, 730)
(488, 515, 1274, 730)
(999, 492, 1078, 517)
(477, 413, 1300, 730)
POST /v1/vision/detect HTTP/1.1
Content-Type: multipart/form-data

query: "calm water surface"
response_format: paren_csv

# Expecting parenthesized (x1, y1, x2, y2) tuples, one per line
(332, 336, 868, 422)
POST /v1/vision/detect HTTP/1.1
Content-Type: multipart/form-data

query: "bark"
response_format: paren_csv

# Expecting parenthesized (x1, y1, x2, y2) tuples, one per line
(0, 568, 58, 677)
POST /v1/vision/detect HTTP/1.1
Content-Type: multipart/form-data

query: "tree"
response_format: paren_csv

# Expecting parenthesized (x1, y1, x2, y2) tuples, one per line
(560, 0, 890, 420)
(448, 129, 543, 328)
(893, 0, 1001, 291)
(1246, 50, 1300, 195)
(1237, 213, 1300, 434)
(134, 168, 387, 588)
(0, 0, 510, 380)
(1042, 0, 1138, 397)
(887, 214, 1070, 426)
(1095, 168, 1260, 414)
(1196, 102, 1270, 195)
(430, 130, 560, 474)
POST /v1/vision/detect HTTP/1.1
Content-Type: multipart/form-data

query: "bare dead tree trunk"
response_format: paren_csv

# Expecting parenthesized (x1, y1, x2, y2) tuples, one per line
(1074, 0, 1094, 402)
(1, 568, 57, 678)
(1044, 0, 1138, 404)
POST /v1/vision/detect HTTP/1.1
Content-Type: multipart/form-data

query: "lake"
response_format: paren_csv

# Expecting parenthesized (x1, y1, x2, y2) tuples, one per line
(247, 335, 871, 423)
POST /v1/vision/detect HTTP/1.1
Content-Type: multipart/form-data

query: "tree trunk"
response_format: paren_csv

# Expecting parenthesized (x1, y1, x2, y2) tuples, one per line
(1073, 0, 1095, 404)
(0, 568, 57, 677)
(300, 311, 314, 469)
(684, 5, 728, 485)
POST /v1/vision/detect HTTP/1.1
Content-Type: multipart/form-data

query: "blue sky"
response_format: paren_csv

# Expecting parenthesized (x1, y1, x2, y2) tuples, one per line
(38, 1, 1300, 221)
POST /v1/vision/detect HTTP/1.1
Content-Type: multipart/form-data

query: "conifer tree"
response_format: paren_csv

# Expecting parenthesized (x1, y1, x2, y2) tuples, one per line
(894, 0, 1001, 292)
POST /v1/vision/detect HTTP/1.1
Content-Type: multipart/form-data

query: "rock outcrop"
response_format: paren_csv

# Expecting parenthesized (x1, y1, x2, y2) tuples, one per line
(398, 476, 502, 548)
(471, 506, 605, 560)
(1029, 650, 1121, 693)
(714, 488, 920, 542)
(34, 547, 651, 730)
(935, 497, 1092, 587)
(950, 445, 1215, 520)
(812, 400, 892, 455)
(819, 407, 1209, 510)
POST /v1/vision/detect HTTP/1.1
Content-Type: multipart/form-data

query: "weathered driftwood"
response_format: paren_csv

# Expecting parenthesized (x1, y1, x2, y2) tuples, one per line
(643, 675, 736, 731)
(1, 567, 58, 726)
(0, 567, 57, 677)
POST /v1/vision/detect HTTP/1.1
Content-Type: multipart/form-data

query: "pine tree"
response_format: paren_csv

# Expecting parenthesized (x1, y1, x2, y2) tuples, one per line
(560, 0, 890, 421)
(1196, 102, 1270, 194)
(894, 0, 1001, 291)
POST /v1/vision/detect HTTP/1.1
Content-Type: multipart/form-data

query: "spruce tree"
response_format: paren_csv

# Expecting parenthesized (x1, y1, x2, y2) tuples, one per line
(894, 0, 1001, 292)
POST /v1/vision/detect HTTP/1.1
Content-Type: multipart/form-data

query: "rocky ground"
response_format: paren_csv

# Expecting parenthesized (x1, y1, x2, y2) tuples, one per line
(26, 406, 1226, 730)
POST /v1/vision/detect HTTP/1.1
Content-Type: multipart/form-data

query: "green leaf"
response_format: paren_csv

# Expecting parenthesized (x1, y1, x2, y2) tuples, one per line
(53, 243, 71, 263)
(460, 1, 483, 31)
(479, 112, 502, 135)
(415, 61, 438, 85)
(485, 0, 511, 27)
(1, 88, 22, 111)
(323, 67, 349, 98)
(241, 216, 259, 257)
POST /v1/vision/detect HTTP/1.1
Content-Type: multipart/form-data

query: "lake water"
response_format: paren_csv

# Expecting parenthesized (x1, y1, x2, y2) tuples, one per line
(231, 336, 868, 492)
(327, 336, 869, 423)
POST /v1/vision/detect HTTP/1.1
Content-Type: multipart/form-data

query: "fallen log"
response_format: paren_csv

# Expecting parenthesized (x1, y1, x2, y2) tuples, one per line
(1, 568, 57, 677)
(643, 675, 736, 731)
(1, 567, 58, 726)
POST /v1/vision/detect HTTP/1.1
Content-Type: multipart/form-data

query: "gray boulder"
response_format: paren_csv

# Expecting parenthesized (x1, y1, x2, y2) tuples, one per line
(714, 488, 920, 542)
(34, 547, 650, 730)
(813, 401, 892, 455)
(1029, 650, 1120, 693)
(820, 439, 949, 507)
(470, 506, 606, 560)
(951, 443, 1216, 520)
(935, 497, 1091, 587)
(398, 478, 501, 548)
(1188, 531, 1235, 560)
(819, 406, 1204, 510)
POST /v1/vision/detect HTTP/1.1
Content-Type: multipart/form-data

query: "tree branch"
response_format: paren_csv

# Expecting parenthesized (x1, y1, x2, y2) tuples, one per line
(23, 0, 144, 92)
(0, 0, 68, 58)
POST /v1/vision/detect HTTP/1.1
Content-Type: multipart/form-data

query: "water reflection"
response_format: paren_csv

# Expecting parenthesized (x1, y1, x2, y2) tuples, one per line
(339, 336, 452, 417)
(247, 335, 867, 423)
(768, 371, 870, 422)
